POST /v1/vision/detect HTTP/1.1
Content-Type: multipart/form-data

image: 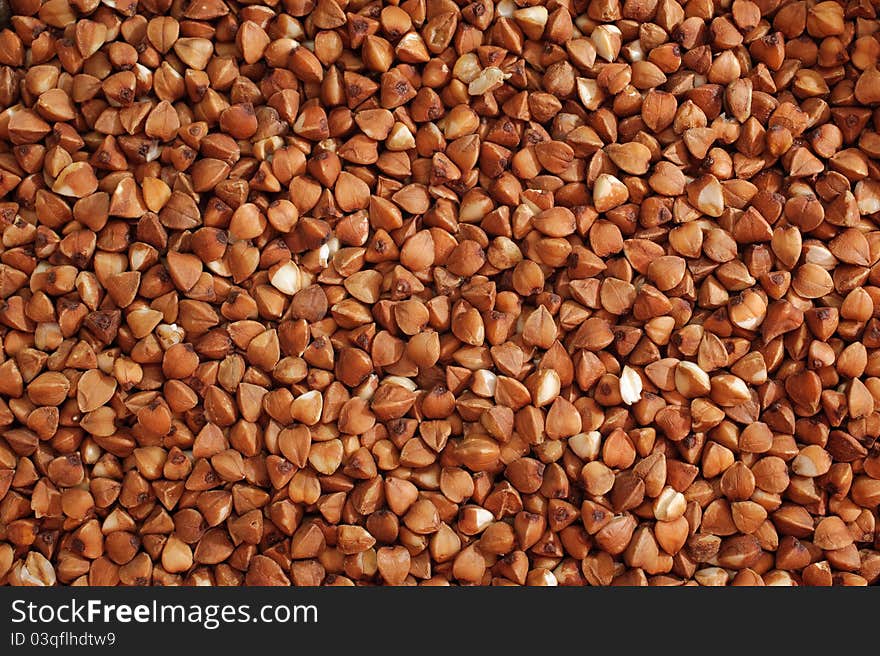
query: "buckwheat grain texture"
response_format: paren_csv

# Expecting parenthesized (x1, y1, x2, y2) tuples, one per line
(0, 0, 879, 588)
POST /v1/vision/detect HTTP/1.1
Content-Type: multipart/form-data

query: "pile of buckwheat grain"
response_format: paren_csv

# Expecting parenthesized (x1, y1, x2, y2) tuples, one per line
(0, 0, 879, 586)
